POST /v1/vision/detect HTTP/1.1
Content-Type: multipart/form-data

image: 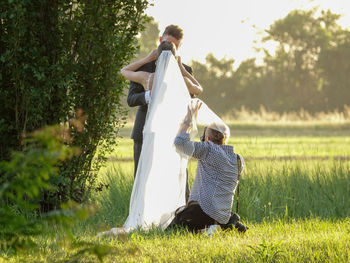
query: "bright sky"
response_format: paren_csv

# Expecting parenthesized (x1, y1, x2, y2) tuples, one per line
(146, 0, 350, 67)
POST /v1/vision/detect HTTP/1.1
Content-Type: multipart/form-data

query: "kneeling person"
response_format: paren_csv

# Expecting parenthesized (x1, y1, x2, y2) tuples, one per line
(169, 102, 247, 233)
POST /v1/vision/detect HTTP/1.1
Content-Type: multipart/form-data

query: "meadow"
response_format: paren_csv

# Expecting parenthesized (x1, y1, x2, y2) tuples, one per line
(2, 122, 350, 262)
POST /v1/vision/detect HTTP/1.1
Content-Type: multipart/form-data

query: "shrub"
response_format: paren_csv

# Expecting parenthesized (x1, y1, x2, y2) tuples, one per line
(0, 125, 78, 251)
(0, 0, 149, 209)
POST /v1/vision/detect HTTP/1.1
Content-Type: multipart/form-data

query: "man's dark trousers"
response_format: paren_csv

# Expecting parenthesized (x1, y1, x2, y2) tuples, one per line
(166, 202, 238, 232)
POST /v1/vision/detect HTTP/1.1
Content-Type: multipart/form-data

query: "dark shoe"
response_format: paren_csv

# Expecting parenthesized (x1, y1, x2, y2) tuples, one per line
(221, 213, 240, 230)
(234, 221, 249, 233)
(222, 213, 249, 233)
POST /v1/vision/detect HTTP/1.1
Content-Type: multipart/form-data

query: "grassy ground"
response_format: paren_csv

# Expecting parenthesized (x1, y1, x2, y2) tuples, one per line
(2, 122, 350, 262)
(6, 219, 349, 262)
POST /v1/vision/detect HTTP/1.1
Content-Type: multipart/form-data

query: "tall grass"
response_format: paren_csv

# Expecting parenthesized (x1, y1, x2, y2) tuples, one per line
(239, 160, 350, 222)
(90, 159, 350, 229)
(88, 165, 133, 229)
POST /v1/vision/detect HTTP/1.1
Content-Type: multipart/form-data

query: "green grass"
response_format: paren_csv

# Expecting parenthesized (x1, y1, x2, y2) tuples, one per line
(118, 122, 350, 138)
(4, 219, 349, 262)
(240, 160, 350, 221)
(112, 136, 350, 160)
(113, 121, 350, 160)
(2, 122, 350, 262)
(91, 160, 350, 226)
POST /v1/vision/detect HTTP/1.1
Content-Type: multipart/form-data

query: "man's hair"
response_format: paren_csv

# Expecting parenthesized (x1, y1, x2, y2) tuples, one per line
(207, 127, 226, 145)
(157, 41, 176, 57)
(162, 25, 184, 41)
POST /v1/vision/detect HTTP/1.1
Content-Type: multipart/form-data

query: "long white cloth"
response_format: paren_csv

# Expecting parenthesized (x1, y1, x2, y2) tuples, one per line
(123, 51, 193, 231)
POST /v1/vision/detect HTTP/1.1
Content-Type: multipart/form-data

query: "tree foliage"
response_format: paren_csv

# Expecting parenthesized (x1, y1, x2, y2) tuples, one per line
(0, 125, 112, 261)
(0, 125, 76, 251)
(191, 9, 350, 114)
(260, 9, 342, 111)
(0, 0, 149, 209)
(134, 16, 160, 61)
(124, 16, 160, 116)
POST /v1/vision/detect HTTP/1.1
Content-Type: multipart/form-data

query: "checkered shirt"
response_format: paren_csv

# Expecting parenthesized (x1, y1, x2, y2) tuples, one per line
(174, 132, 239, 224)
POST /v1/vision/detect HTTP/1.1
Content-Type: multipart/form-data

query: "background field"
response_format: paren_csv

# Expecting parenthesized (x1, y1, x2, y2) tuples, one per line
(5, 122, 350, 262)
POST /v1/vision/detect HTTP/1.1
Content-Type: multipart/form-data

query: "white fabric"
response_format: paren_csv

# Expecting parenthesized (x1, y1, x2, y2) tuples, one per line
(146, 73, 152, 91)
(144, 90, 151, 104)
(193, 99, 230, 143)
(123, 51, 194, 231)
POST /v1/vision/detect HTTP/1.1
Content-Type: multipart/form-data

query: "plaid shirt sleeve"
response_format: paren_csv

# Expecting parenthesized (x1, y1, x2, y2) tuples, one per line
(174, 132, 210, 160)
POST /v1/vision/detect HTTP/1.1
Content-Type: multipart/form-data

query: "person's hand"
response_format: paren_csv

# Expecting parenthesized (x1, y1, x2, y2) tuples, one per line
(190, 99, 202, 119)
(183, 99, 202, 125)
(147, 49, 158, 61)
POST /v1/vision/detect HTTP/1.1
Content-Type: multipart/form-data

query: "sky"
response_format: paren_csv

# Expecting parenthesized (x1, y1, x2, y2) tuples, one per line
(146, 0, 350, 67)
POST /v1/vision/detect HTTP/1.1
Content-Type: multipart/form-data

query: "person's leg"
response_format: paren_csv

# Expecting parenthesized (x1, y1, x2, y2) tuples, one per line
(133, 140, 142, 178)
(167, 203, 215, 232)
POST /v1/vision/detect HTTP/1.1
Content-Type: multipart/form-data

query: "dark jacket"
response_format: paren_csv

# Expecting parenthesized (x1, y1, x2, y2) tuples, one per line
(127, 60, 193, 141)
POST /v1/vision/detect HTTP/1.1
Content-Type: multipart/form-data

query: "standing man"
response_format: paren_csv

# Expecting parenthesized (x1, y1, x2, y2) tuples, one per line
(127, 25, 202, 201)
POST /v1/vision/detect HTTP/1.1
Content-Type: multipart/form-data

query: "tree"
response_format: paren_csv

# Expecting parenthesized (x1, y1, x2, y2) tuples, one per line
(134, 16, 160, 60)
(125, 16, 160, 117)
(191, 9, 350, 114)
(0, 0, 149, 209)
(318, 12, 350, 110)
(191, 54, 236, 114)
(261, 9, 342, 111)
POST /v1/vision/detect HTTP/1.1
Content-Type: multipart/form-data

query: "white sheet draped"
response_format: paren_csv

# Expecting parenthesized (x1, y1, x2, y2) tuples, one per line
(123, 51, 193, 230)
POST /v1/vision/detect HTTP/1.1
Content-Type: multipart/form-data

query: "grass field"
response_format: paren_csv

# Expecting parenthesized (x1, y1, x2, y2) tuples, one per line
(2, 122, 350, 262)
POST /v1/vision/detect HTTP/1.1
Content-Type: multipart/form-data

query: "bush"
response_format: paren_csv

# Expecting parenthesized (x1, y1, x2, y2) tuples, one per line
(0, 126, 112, 262)
(0, 0, 149, 209)
(0, 125, 78, 251)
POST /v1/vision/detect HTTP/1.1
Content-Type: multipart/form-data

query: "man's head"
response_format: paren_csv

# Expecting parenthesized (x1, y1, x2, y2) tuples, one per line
(160, 25, 184, 49)
(157, 41, 176, 57)
(204, 127, 226, 145)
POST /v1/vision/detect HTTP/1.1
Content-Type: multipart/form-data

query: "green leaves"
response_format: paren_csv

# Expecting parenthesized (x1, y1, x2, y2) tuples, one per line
(248, 238, 284, 263)
(0, 125, 77, 252)
(190, 8, 350, 115)
(1, 0, 149, 209)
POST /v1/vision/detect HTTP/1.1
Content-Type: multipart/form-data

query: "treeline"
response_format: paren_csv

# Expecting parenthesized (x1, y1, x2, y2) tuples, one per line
(138, 9, 350, 115)
(192, 9, 350, 114)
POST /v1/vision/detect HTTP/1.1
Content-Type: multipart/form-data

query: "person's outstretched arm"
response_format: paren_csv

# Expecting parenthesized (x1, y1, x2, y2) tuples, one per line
(124, 50, 157, 107)
(177, 56, 203, 96)
(174, 101, 209, 159)
(121, 50, 157, 88)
